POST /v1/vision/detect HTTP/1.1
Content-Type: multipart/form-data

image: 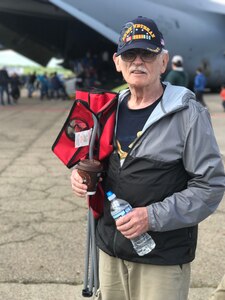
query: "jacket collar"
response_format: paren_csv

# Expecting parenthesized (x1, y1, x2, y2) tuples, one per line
(118, 82, 195, 132)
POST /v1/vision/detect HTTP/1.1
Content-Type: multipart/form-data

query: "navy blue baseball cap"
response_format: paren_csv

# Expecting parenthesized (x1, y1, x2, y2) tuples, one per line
(116, 16, 165, 56)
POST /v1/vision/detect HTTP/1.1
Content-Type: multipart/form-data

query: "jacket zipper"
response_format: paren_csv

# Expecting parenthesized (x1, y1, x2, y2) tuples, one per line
(113, 229, 118, 257)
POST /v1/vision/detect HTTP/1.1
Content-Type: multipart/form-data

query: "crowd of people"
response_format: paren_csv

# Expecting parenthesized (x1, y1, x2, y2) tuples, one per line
(164, 55, 208, 107)
(25, 71, 68, 101)
(0, 51, 117, 107)
(164, 54, 225, 112)
(164, 55, 225, 112)
(1, 50, 225, 111)
(0, 67, 69, 106)
(74, 51, 225, 113)
(73, 50, 116, 89)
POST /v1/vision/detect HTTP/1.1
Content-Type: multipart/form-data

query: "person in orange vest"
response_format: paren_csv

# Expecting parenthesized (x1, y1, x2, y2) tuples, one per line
(219, 83, 225, 112)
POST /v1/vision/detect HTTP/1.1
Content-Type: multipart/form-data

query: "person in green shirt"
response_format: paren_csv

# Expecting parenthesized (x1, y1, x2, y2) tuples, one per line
(165, 55, 189, 87)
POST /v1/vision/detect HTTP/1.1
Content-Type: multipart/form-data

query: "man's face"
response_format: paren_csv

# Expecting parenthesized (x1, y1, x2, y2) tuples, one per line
(113, 49, 169, 88)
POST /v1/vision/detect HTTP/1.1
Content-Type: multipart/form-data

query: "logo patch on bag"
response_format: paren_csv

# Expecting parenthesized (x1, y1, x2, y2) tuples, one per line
(75, 128, 92, 148)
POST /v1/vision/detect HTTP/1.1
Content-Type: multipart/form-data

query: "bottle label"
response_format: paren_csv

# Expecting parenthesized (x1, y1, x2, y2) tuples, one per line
(112, 205, 132, 220)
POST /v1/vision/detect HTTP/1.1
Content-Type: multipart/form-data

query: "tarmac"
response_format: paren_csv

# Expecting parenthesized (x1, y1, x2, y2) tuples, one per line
(0, 93, 224, 300)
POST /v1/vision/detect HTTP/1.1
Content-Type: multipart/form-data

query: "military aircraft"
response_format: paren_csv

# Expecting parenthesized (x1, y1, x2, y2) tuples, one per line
(0, 0, 225, 88)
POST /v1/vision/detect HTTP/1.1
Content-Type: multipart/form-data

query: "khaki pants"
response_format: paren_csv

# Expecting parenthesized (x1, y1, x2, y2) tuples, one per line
(94, 250, 190, 300)
(209, 275, 225, 300)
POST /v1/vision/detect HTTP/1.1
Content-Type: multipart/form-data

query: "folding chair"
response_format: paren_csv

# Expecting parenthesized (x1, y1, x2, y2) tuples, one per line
(52, 88, 118, 297)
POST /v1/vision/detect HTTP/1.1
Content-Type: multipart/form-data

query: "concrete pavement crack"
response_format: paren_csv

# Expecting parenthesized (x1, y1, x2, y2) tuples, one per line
(0, 232, 60, 247)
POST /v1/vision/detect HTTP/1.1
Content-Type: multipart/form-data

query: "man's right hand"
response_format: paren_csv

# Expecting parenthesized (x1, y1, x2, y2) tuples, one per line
(70, 169, 87, 197)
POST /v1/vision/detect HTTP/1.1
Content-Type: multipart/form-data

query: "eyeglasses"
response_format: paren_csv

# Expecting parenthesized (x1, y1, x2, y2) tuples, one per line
(120, 49, 158, 62)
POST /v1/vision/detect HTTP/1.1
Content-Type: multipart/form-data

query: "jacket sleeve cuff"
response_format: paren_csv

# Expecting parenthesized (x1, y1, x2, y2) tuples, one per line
(147, 205, 157, 231)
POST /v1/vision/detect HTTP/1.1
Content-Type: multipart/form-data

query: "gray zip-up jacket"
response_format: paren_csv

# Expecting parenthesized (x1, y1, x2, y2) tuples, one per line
(96, 82, 225, 265)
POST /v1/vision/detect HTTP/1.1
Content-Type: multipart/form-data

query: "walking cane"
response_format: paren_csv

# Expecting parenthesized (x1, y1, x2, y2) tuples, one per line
(82, 113, 99, 297)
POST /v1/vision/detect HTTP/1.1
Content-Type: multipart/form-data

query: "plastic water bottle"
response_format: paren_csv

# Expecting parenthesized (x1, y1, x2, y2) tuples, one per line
(106, 191, 156, 256)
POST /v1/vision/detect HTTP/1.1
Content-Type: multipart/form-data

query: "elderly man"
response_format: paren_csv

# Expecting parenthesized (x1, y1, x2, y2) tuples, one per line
(71, 16, 225, 300)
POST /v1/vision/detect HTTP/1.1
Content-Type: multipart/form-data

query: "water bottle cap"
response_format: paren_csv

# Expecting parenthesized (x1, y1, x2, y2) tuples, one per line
(106, 191, 113, 197)
(106, 191, 116, 201)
